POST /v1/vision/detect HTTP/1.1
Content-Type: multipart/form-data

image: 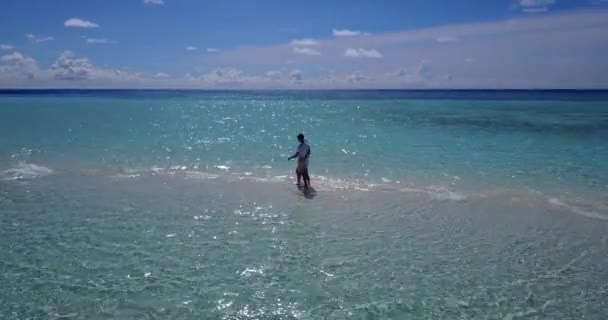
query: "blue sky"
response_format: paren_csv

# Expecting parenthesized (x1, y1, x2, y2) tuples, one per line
(1, 0, 607, 89)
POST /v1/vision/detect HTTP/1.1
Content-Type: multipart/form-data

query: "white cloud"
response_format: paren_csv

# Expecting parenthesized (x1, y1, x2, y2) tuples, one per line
(186, 46, 197, 51)
(26, 34, 54, 43)
(290, 69, 303, 83)
(265, 70, 282, 80)
(51, 51, 98, 80)
(198, 68, 243, 86)
(519, 0, 555, 6)
(265, 69, 302, 82)
(86, 11, 608, 90)
(64, 18, 99, 28)
(181, 68, 307, 89)
(344, 48, 383, 58)
(144, 0, 164, 5)
(518, 0, 555, 12)
(290, 38, 319, 46)
(1, 52, 26, 63)
(0, 51, 150, 88)
(0, 51, 39, 83)
(436, 36, 459, 43)
(2, 10, 608, 89)
(0, 51, 136, 85)
(523, 7, 550, 13)
(196, 10, 608, 89)
(0, 44, 14, 50)
(293, 47, 321, 56)
(155, 72, 169, 78)
(347, 71, 365, 83)
(47, 51, 143, 84)
(386, 68, 408, 77)
(86, 38, 117, 44)
(333, 28, 362, 36)
(207, 48, 220, 53)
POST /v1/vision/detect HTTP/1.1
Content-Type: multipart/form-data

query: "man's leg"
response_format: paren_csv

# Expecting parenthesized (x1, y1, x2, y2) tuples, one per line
(296, 169, 302, 185)
(302, 168, 310, 188)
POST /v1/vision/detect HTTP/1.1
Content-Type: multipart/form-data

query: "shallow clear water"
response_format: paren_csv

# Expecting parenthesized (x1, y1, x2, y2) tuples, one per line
(1, 90, 607, 319)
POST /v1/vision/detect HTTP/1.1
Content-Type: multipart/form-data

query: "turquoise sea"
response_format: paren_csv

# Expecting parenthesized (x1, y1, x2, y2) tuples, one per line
(1, 90, 607, 319)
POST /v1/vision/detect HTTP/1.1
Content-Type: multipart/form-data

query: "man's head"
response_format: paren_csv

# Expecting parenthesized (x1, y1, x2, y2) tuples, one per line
(297, 133, 305, 143)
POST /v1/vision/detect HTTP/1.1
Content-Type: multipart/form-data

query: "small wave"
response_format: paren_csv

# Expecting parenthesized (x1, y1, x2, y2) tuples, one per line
(110, 166, 470, 201)
(1, 163, 54, 181)
(547, 197, 608, 221)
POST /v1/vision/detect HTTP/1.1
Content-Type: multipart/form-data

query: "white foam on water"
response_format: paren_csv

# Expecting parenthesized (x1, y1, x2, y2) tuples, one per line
(239, 266, 265, 277)
(184, 171, 219, 180)
(237, 173, 375, 192)
(1, 163, 54, 181)
(547, 197, 608, 221)
(547, 197, 566, 206)
(435, 190, 467, 201)
(111, 173, 141, 179)
(110, 166, 469, 202)
(427, 186, 467, 201)
(398, 187, 427, 194)
(110, 167, 147, 179)
(398, 186, 467, 201)
(123, 168, 142, 174)
(213, 171, 467, 200)
(312, 175, 373, 191)
(105, 165, 476, 205)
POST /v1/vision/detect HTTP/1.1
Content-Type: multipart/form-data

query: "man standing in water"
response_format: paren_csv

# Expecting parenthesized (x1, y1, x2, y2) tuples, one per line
(288, 133, 311, 188)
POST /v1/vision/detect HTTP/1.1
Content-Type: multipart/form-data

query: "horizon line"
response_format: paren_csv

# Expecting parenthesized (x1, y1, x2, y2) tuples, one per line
(2, 88, 608, 92)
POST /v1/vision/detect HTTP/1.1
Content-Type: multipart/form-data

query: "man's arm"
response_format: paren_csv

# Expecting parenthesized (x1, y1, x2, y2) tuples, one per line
(305, 148, 311, 159)
(288, 152, 299, 160)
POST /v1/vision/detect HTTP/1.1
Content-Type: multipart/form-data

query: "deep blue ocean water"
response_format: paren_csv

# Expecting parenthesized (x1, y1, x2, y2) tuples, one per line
(1, 90, 607, 319)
